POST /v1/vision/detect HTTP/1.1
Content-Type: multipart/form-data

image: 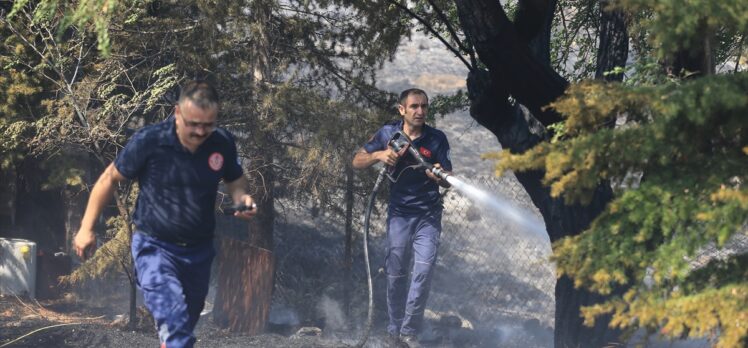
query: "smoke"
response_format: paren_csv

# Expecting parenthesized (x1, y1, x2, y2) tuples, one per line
(494, 321, 554, 348)
(496, 324, 521, 344)
(268, 303, 300, 327)
(316, 295, 345, 331)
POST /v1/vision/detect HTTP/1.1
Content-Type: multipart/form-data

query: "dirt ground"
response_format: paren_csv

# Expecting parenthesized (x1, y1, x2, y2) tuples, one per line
(0, 294, 375, 348)
(0, 292, 554, 348)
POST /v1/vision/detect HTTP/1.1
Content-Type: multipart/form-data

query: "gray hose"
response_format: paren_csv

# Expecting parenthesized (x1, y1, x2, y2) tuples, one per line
(353, 166, 388, 348)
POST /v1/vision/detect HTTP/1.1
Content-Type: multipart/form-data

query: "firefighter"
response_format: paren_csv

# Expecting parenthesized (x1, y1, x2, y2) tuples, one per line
(73, 80, 256, 348)
(352, 88, 452, 347)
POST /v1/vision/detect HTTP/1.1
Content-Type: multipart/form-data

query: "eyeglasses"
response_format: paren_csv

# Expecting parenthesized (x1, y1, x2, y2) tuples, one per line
(179, 114, 216, 132)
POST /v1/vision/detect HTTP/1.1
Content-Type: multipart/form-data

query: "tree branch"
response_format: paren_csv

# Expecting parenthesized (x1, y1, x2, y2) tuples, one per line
(425, 0, 474, 56)
(384, 0, 473, 70)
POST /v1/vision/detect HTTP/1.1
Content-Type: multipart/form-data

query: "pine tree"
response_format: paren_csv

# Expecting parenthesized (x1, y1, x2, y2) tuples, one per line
(493, 1, 748, 346)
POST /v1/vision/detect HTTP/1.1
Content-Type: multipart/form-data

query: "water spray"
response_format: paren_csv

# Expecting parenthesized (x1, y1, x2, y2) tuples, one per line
(446, 177, 547, 240)
(390, 130, 546, 240)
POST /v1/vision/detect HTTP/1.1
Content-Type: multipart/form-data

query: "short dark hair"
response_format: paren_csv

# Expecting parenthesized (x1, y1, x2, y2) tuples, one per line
(398, 88, 428, 105)
(178, 80, 219, 109)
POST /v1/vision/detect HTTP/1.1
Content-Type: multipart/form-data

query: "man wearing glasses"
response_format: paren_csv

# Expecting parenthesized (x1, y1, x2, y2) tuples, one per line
(73, 80, 256, 348)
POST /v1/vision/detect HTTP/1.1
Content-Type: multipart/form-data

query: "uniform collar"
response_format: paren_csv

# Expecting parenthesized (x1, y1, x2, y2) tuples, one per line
(155, 115, 181, 149)
(395, 119, 431, 143)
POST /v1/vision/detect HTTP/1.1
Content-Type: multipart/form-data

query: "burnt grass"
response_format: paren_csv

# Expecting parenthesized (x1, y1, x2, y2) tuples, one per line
(0, 222, 415, 348)
(0, 294, 357, 348)
(1, 215, 553, 348)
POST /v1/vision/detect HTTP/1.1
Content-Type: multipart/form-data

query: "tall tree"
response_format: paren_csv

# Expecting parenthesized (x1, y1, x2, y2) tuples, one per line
(3, 0, 406, 332)
(494, 1, 748, 347)
(445, 0, 624, 345)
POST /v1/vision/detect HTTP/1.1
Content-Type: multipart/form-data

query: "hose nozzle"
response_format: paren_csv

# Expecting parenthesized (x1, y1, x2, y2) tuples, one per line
(389, 130, 449, 181)
(430, 165, 450, 181)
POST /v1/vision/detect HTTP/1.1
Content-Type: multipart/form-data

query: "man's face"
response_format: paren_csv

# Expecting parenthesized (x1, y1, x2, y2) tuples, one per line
(175, 99, 218, 150)
(398, 93, 428, 128)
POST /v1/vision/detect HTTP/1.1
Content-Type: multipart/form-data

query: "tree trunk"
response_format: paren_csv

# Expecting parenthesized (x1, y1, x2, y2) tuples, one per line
(212, 0, 278, 333)
(669, 19, 716, 77)
(519, 0, 557, 67)
(213, 182, 275, 333)
(456, 0, 567, 125)
(62, 187, 85, 255)
(456, 0, 623, 346)
(596, 0, 629, 81)
(213, 238, 274, 333)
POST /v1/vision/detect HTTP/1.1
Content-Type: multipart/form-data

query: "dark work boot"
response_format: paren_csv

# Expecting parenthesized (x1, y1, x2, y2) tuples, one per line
(385, 333, 406, 347)
(400, 334, 421, 348)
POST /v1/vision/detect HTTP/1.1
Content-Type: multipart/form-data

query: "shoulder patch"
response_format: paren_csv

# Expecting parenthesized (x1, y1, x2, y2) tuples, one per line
(209, 152, 224, 171)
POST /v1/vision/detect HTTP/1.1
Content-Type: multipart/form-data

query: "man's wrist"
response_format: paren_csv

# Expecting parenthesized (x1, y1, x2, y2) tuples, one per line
(77, 228, 95, 237)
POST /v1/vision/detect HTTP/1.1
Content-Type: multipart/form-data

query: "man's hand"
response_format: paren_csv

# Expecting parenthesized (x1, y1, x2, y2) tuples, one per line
(376, 148, 402, 167)
(234, 194, 258, 220)
(426, 163, 451, 188)
(73, 229, 96, 260)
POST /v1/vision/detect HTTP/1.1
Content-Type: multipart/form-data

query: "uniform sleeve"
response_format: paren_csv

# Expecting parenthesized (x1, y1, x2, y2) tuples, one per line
(222, 132, 243, 182)
(363, 127, 387, 154)
(437, 135, 452, 172)
(114, 130, 150, 180)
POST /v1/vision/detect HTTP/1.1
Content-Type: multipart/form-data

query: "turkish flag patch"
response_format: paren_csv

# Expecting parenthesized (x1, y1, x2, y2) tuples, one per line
(419, 146, 432, 158)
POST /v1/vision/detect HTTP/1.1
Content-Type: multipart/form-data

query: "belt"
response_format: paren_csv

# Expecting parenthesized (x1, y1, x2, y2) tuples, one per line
(137, 230, 206, 248)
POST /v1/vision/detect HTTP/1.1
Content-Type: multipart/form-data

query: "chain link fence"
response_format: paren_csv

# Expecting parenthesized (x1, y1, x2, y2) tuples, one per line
(239, 172, 557, 343)
(213, 169, 748, 348)
(433, 174, 555, 327)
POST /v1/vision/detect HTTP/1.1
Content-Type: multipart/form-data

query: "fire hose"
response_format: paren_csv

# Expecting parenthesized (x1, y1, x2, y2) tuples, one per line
(353, 165, 388, 348)
(354, 130, 450, 347)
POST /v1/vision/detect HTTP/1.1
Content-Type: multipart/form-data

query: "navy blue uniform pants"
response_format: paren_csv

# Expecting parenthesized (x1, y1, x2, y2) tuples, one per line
(132, 232, 214, 348)
(385, 208, 442, 336)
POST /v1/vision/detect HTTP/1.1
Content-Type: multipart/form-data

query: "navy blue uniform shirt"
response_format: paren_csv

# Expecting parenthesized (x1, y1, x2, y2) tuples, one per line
(114, 116, 243, 245)
(363, 120, 452, 215)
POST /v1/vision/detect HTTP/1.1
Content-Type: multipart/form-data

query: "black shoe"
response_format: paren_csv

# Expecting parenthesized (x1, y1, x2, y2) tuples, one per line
(385, 333, 404, 347)
(400, 334, 421, 348)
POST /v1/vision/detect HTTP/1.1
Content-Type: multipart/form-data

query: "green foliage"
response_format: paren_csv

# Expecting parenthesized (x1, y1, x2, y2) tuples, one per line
(61, 214, 133, 285)
(41, 161, 86, 190)
(9, 0, 120, 56)
(254, 82, 390, 203)
(616, 0, 748, 61)
(549, 0, 748, 81)
(551, 0, 601, 80)
(3, 0, 407, 291)
(429, 89, 469, 119)
(0, 120, 31, 169)
(499, 71, 748, 346)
